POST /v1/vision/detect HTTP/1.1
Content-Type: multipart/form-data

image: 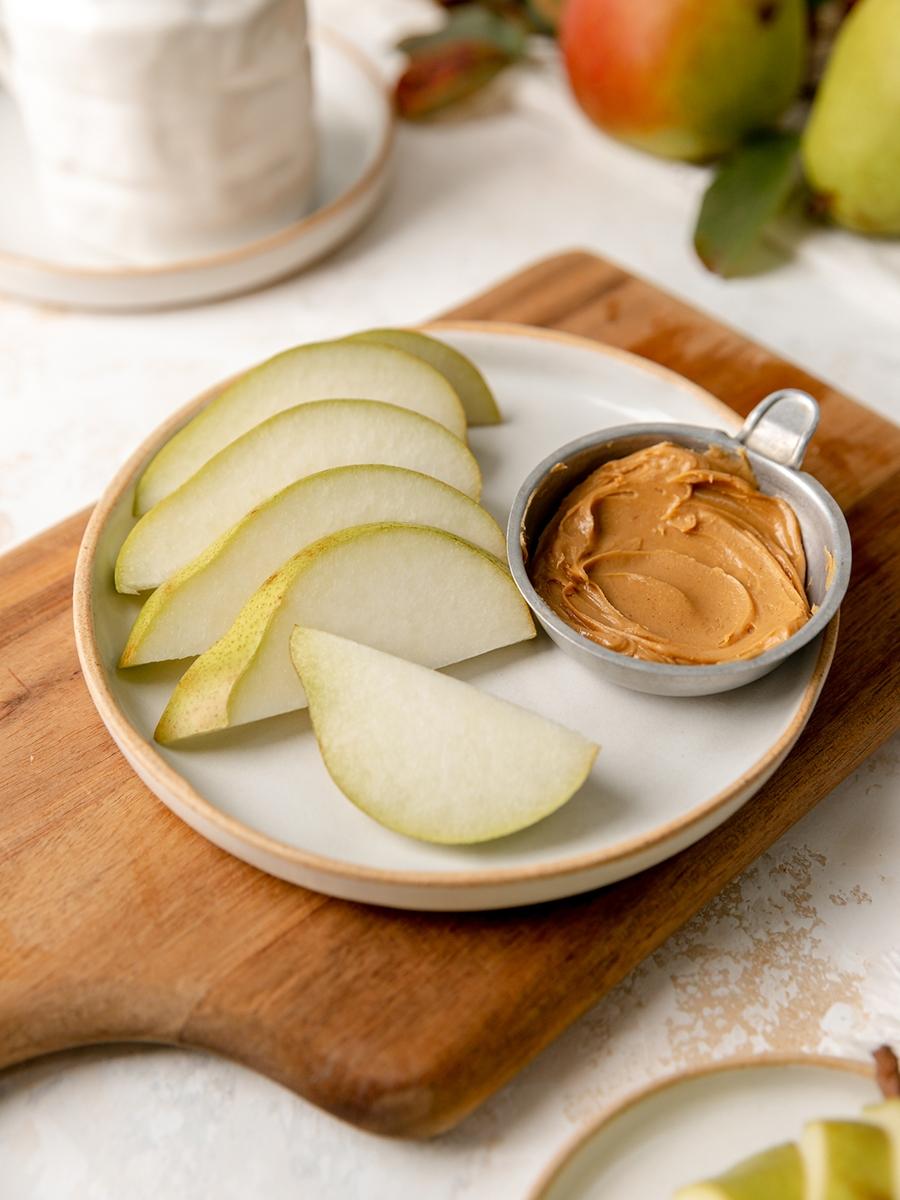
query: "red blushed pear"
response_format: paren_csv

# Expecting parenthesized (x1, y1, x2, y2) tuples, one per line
(561, 0, 808, 162)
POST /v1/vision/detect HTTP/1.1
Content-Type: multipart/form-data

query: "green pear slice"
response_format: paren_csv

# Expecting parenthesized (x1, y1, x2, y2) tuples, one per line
(290, 628, 596, 844)
(674, 1143, 804, 1199)
(121, 466, 506, 666)
(155, 523, 535, 744)
(801, 1119, 892, 1200)
(347, 329, 502, 426)
(116, 400, 481, 594)
(864, 1099, 900, 1194)
(135, 341, 467, 514)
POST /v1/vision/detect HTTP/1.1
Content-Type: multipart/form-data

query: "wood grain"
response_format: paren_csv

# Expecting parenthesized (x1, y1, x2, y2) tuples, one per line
(1, 251, 898, 1138)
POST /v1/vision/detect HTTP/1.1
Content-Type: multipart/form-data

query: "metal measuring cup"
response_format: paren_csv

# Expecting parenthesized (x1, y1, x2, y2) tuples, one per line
(507, 390, 851, 697)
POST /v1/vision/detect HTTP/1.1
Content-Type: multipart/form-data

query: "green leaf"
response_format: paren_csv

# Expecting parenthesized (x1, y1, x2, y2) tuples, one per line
(398, 5, 527, 59)
(694, 132, 802, 278)
(395, 4, 528, 121)
(395, 40, 512, 120)
(524, 0, 564, 33)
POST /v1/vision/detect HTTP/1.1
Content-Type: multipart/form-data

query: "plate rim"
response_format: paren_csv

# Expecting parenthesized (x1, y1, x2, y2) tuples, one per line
(72, 321, 838, 893)
(0, 27, 394, 282)
(526, 1052, 877, 1199)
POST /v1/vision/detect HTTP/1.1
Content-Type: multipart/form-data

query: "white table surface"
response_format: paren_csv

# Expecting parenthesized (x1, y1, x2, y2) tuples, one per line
(1, 2, 898, 1196)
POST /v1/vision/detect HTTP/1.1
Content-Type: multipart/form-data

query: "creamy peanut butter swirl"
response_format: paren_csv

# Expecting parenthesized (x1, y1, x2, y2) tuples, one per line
(530, 442, 811, 665)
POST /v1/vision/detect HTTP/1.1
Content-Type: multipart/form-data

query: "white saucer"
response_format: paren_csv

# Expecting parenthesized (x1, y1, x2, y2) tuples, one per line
(0, 30, 393, 310)
(529, 1056, 880, 1199)
(73, 324, 836, 911)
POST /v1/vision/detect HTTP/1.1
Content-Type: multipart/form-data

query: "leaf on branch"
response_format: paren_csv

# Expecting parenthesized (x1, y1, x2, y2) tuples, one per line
(398, 5, 527, 59)
(524, 0, 565, 33)
(395, 40, 514, 120)
(395, 4, 529, 121)
(694, 131, 802, 278)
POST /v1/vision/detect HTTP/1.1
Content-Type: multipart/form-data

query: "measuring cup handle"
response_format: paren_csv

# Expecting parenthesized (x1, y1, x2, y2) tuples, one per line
(735, 389, 820, 469)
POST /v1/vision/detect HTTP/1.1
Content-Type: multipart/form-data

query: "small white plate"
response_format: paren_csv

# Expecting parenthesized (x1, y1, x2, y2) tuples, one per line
(0, 30, 393, 311)
(528, 1056, 880, 1200)
(73, 324, 836, 911)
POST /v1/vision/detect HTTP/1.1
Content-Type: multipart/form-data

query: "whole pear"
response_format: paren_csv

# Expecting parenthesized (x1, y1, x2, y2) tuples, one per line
(561, 0, 807, 162)
(802, 0, 900, 234)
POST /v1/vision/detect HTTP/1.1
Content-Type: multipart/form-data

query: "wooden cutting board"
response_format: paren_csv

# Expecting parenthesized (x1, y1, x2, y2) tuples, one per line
(2, 251, 898, 1139)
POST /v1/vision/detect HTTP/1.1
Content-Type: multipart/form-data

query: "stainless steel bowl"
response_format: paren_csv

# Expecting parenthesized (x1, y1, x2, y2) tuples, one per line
(506, 389, 851, 697)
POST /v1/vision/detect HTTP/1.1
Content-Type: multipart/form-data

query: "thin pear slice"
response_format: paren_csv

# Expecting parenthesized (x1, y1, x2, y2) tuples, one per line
(675, 1143, 804, 1200)
(116, 400, 481, 594)
(347, 328, 502, 426)
(155, 523, 535, 744)
(864, 1099, 900, 1194)
(135, 341, 467, 513)
(121, 466, 506, 666)
(290, 628, 596, 844)
(801, 1119, 892, 1200)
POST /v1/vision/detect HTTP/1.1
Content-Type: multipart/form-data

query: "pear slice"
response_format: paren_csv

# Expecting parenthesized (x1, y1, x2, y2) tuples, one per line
(116, 400, 481, 594)
(864, 1099, 900, 1195)
(801, 1119, 892, 1200)
(674, 1142, 804, 1199)
(347, 329, 501, 426)
(155, 523, 535, 744)
(121, 466, 506, 666)
(135, 341, 467, 514)
(290, 628, 596, 844)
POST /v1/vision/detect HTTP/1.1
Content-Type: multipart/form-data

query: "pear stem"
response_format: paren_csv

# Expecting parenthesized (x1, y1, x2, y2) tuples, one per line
(874, 1045, 900, 1098)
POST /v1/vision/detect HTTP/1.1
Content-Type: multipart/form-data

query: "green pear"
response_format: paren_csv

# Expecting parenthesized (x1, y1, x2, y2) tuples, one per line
(801, 1119, 893, 1200)
(675, 1142, 804, 1199)
(115, 400, 481, 594)
(863, 1098, 900, 1194)
(120, 465, 505, 666)
(135, 340, 467, 513)
(346, 329, 501, 426)
(154, 523, 535, 744)
(290, 628, 597, 844)
(802, 0, 900, 234)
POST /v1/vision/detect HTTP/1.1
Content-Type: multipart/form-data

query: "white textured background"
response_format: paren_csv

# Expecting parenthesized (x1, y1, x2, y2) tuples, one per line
(1, 2, 898, 1196)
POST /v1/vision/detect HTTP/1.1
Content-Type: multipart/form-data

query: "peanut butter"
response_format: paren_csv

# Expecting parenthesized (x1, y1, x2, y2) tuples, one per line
(530, 442, 810, 665)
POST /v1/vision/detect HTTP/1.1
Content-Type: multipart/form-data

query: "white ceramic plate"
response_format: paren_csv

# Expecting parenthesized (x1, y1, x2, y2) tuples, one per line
(528, 1056, 880, 1199)
(73, 324, 836, 911)
(0, 30, 393, 311)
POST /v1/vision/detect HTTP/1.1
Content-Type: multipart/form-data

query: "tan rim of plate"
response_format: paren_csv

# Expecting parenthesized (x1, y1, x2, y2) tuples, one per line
(526, 1053, 876, 1200)
(72, 321, 839, 894)
(0, 28, 394, 282)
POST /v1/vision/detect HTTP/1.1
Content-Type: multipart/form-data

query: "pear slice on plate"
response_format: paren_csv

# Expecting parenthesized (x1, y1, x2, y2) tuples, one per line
(864, 1099, 900, 1195)
(121, 465, 505, 666)
(801, 1119, 893, 1200)
(135, 340, 467, 514)
(155, 523, 535, 744)
(674, 1142, 804, 1199)
(290, 628, 597, 844)
(116, 400, 481, 594)
(347, 329, 502, 426)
